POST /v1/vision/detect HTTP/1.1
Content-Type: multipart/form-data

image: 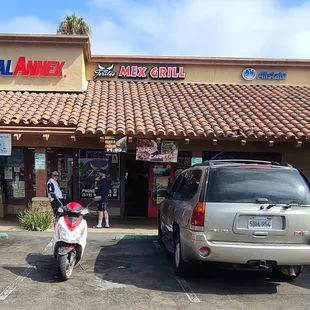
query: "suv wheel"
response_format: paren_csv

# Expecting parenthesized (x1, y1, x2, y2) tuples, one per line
(157, 214, 163, 244)
(173, 231, 189, 277)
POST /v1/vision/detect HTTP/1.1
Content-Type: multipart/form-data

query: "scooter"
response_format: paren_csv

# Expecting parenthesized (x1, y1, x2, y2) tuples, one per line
(50, 193, 101, 281)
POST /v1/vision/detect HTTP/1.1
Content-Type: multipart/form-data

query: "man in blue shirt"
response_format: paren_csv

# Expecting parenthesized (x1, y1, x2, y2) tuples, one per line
(94, 169, 110, 228)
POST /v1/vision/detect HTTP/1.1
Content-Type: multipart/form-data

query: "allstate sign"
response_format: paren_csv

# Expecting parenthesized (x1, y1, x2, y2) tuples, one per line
(242, 68, 287, 81)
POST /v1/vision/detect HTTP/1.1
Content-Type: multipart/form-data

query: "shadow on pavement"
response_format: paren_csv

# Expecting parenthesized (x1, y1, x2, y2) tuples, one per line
(93, 235, 282, 295)
(3, 235, 310, 296)
(3, 253, 58, 283)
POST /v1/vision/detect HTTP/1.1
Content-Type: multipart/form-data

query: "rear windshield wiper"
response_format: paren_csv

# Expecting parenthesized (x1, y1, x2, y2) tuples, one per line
(262, 203, 310, 210)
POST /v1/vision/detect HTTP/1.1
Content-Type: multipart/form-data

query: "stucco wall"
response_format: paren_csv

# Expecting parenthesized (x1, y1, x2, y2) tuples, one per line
(0, 43, 85, 92)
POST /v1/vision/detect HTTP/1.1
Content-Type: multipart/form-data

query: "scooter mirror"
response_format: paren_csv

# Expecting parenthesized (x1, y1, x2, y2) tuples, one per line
(93, 196, 102, 202)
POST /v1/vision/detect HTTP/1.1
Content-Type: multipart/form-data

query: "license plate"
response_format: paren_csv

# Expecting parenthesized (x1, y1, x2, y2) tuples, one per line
(248, 216, 272, 229)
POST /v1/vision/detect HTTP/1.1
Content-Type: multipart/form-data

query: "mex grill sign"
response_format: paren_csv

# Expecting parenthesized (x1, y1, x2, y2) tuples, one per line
(93, 64, 186, 80)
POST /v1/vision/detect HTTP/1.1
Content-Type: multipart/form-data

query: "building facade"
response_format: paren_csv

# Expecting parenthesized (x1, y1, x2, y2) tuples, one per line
(0, 34, 309, 218)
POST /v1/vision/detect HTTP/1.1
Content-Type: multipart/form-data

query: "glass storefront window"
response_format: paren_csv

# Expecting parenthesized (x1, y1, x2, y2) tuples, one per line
(78, 149, 120, 200)
(151, 164, 172, 206)
(0, 148, 25, 199)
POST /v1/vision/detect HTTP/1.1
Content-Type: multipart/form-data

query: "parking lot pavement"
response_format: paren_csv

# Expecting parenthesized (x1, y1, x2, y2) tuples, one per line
(1, 233, 310, 310)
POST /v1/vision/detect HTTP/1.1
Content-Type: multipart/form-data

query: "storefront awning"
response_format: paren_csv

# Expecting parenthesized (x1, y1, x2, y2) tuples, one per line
(0, 81, 310, 141)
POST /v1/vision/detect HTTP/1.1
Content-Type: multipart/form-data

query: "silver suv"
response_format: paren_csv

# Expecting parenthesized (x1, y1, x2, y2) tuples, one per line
(158, 160, 310, 280)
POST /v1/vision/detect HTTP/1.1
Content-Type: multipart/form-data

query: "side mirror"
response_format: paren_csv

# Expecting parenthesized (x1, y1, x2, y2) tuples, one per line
(93, 196, 102, 202)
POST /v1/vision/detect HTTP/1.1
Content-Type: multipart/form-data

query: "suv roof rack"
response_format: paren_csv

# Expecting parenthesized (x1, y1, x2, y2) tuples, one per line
(193, 159, 281, 167)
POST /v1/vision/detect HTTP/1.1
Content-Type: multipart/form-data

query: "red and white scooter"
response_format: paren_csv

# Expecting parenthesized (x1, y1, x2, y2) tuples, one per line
(50, 193, 101, 281)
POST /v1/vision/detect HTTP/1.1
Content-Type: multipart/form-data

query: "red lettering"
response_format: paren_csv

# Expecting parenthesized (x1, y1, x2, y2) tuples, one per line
(13, 57, 27, 76)
(137, 66, 147, 78)
(149, 67, 158, 79)
(130, 66, 138, 77)
(179, 67, 186, 78)
(172, 67, 178, 78)
(26, 60, 38, 76)
(12, 57, 65, 77)
(167, 67, 172, 78)
(55, 61, 65, 77)
(159, 67, 167, 78)
(119, 65, 131, 77)
(35, 61, 47, 76)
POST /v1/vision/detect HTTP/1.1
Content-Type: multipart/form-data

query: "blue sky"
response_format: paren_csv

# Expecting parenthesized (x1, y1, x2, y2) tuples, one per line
(1, 0, 310, 58)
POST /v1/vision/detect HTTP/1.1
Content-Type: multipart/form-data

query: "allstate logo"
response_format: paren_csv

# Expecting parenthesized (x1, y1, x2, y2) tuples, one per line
(242, 68, 257, 81)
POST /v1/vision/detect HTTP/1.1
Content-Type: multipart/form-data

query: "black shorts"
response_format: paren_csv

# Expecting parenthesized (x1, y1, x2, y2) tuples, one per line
(98, 201, 108, 212)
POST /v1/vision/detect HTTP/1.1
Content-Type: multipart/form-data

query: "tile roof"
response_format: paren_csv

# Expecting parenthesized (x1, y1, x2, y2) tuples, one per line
(0, 81, 310, 140)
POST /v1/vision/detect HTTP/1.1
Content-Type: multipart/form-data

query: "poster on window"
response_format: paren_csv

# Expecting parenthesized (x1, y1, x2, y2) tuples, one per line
(104, 136, 127, 153)
(78, 150, 120, 200)
(136, 139, 178, 163)
(0, 134, 12, 156)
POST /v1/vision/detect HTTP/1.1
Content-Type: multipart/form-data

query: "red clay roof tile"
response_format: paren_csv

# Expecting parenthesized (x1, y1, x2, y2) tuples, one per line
(0, 80, 310, 140)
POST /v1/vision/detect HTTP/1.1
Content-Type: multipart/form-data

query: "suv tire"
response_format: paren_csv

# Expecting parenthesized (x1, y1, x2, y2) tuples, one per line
(157, 214, 163, 244)
(173, 230, 189, 277)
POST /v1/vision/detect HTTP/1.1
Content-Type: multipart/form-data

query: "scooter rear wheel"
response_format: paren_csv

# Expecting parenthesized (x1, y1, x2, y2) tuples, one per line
(57, 250, 76, 281)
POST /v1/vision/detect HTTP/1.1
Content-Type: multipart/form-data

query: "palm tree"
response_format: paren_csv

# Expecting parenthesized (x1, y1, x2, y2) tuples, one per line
(57, 12, 91, 36)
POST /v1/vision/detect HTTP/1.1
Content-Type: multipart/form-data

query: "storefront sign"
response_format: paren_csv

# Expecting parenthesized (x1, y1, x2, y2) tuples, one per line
(191, 157, 203, 166)
(104, 136, 127, 153)
(34, 153, 46, 170)
(136, 139, 178, 163)
(242, 68, 287, 81)
(0, 134, 11, 156)
(0, 57, 65, 77)
(93, 63, 186, 80)
(93, 64, 116, 79)
(119, 65, 186, 79)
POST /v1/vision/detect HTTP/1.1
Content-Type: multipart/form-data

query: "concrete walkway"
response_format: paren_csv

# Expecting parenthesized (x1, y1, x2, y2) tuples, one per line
(0, 216, 157, 235)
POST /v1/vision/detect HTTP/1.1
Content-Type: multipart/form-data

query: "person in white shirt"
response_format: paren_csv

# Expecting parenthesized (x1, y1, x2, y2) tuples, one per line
(47, 171, 64, 216)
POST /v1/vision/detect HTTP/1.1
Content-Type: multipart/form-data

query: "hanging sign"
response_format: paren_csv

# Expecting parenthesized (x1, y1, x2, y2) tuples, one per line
(35, 153, 46, 170)
(0, 134, 12, 156)
(136, 139, 178, 163)
(104, 136, 127, 153)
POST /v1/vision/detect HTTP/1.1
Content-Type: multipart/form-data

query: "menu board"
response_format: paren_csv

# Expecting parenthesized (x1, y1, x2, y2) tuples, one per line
(104, 136, 127, 153)
(136, 139, 178, 163)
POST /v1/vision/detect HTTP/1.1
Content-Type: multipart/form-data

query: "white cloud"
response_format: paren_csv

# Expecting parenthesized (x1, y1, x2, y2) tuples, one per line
(2, 0, 310, 58)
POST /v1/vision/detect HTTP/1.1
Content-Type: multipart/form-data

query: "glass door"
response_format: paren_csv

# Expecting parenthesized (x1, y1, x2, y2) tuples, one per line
(148, 163, 175, 218)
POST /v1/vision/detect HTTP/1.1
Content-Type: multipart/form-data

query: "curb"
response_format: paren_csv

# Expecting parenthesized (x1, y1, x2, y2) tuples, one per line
(0, 233, 8, 239)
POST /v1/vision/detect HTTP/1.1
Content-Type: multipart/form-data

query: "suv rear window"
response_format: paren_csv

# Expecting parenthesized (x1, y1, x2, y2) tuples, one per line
(206, 166, 310, 204)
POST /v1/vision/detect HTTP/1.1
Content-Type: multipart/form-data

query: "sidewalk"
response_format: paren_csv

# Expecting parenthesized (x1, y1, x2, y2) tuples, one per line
(0, 216, 158, 235)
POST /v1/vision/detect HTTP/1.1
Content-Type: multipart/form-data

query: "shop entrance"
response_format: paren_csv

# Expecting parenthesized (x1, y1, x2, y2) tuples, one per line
(124, 159, 149, 217)
(46, 148, 75, 202)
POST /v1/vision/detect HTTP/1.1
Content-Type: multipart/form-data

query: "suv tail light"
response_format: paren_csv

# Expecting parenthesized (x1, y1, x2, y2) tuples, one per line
(191, 202, 206, 226)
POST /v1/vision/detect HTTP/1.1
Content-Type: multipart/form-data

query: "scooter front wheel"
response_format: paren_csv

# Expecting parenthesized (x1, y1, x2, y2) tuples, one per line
(57, 250, 76, 281)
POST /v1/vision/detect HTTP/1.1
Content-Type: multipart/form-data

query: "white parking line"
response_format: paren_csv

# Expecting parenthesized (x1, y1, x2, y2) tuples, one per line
(153, 240, 201, 303)
(0, 239, 53, 301)
(175, 276, 201, 303)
